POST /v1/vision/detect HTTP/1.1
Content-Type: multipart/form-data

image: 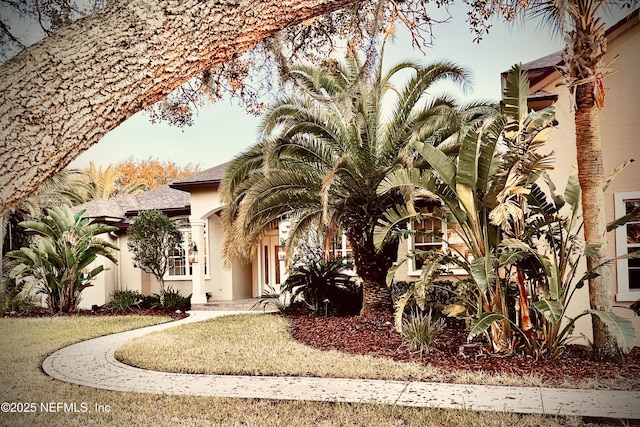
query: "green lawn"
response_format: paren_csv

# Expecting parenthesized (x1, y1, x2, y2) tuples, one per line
(116, 313, 636, 390)
(0, 314, 592, 426)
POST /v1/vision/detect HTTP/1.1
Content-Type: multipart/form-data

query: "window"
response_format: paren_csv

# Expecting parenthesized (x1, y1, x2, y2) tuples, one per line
(412, 217, 444, 270)
(167, 219, 208, 279)
(408, 205, 468, 276)
(329, 232, 354, 265)
(615, 191, 640, 301)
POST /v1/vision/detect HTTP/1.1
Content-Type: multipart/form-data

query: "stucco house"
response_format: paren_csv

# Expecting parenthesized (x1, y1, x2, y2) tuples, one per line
(76, 162, 296, 309)
(78, 11, 638, 343)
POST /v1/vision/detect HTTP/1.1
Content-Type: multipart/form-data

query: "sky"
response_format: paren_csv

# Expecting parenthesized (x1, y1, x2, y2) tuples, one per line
(68, 2, 569, 170)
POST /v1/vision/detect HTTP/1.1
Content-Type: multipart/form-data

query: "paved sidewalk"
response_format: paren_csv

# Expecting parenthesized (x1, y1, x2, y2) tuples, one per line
(42, 311, 640, 420)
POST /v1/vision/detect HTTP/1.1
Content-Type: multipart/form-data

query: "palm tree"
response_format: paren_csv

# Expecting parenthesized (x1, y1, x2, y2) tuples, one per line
(221, 47, 490, 315)
(517, 0, 632, 362)
(77, 161, 146, 203)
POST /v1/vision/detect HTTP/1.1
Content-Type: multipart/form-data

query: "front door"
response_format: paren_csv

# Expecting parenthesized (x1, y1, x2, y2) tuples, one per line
(260, 234, 282, 295)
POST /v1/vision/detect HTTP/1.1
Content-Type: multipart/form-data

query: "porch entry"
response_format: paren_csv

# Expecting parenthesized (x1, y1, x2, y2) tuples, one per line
(260, 234, 282, 294)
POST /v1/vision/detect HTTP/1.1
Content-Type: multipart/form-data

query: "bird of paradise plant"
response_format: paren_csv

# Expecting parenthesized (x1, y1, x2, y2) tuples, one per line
(375, 64, 635, 357)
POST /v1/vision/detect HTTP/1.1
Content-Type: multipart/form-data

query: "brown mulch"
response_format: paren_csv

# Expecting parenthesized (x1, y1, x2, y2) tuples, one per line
(287, 311, 640, 387)
(4, 307, 190, 321)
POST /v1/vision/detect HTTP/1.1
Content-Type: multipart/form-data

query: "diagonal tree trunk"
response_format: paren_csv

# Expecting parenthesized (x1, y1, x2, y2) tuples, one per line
(0, 0, 360, 214)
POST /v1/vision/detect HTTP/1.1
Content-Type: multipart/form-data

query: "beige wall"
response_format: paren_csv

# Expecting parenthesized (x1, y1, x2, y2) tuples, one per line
(82, 183, 261, 307)
(538, 20, 640, 344)
(189, 187, 256, 301)
(78, 232, 118, 310)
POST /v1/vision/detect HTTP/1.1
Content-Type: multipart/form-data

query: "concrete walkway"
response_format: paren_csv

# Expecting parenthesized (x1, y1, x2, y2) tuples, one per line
(42, 311, 640, 420)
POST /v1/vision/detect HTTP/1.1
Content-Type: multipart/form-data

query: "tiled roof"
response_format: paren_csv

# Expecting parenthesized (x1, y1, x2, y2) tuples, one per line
(521, 51, 562, 71)
(170, 162, 229, 190)
(128, 185, 190, 212)
(74, 185, 190, 220)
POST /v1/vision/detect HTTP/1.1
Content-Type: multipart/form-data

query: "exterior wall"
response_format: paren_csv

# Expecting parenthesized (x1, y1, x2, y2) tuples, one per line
(231, 259, 253, 299)
(188, 187, 256, 301)
(205, 213, 233, 300)
(118, 234, 144, 294)
(78, 232, 119, 310)
(149, 276, 193, 298)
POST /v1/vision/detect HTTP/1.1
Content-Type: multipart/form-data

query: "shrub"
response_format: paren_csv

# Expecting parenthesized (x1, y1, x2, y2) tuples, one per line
(127, 210, 182, 307)
(253, 286, 295, 314)
(140, 294, 160, 309)
(401, 309, 445, 355)
(6, 206, 118, 313)
(162, 287, 191, 311)
(109, 290, 142, 312)
(283, 257, 359, 316)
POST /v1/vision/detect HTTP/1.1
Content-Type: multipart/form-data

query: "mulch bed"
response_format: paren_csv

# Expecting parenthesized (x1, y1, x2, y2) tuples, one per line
(287, 311, 640, 386)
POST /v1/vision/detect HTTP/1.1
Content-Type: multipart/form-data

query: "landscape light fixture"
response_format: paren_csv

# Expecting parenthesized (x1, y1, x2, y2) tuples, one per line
(188, 242, 198, 264)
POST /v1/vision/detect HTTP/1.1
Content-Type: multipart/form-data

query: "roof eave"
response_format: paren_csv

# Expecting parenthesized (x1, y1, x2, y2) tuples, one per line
(169, 181, 221, 191)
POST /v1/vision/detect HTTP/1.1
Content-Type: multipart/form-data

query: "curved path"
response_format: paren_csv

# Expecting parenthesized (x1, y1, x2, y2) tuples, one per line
(43, 311, 640, 420)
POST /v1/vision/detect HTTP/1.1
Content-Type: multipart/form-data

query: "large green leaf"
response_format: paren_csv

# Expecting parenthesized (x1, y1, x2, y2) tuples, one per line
(607, 205, 640, 232)
(468, 312, 504, 342)
(470, 256, 496, 293)
(410, 141, 456, 189)
(540, 254, 561, 300)
(394, 287, 415, 332)
(476, 119, 502, 193)
(563, 166, 581, 208)
(587, 309, 636, 354)
(377, 168, 434, 196)
(385, 261, 403, 287)
(532, 300, 563, 323)
(456, 126, 480, 190)
(502, 64, 529, 126)
(374, 204, 416, 250)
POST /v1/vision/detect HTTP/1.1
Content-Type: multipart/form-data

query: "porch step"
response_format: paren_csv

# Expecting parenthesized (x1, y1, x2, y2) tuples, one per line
(191, 298, 264, 311)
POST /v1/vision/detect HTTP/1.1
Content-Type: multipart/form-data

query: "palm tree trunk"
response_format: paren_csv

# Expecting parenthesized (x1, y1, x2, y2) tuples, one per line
(352, 237, 396, 315)
(574, 81, 623, 363)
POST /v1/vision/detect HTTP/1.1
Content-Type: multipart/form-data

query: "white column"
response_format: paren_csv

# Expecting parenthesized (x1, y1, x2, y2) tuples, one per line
(189, 218, 207, 304)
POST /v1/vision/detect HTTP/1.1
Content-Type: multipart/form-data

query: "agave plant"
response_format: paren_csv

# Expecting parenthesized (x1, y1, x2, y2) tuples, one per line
(7, 206, 118, 313)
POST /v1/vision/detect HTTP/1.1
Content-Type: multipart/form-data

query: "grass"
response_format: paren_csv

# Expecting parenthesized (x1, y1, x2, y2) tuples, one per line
(116, 313, 637, 391)
(0, 314, 596, 426)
